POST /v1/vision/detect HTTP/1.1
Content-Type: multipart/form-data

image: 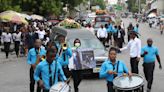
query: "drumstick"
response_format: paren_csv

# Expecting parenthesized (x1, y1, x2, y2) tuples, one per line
(58, 76, 72, 92)
(65, 76, 72, 84)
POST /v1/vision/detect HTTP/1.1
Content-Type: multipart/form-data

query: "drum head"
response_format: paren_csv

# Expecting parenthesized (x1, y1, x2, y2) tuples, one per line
(113, 74, 144, 90)
(50, 82, 70, 92)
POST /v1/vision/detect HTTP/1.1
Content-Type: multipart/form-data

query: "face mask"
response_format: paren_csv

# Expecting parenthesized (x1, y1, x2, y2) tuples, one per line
(75, 43, 81, 47)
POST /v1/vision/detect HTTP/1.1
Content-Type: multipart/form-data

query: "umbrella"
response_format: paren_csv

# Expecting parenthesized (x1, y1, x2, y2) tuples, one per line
(147, 13, 157, 18)
(0, 10, 28, 24)
(31, 14, 44, 20)
(19, 13, 32, 20)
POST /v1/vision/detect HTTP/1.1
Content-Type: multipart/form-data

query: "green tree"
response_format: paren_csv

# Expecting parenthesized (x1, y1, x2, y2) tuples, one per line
(0, 0, 88, 16)
(61, 0, 87, 9)
(126, 0, 146, 13)
(91, 0, 106, 9)
(39, 0, 62, 16)
(0, 0, 21, 12)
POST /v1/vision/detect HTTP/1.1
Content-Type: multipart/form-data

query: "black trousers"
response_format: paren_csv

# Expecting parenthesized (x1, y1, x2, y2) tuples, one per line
(30, 67, 41, 92)
(130, 57, 139, 74)
(143, 62, 155, 89)
(107, 81, 115, 92)
(4, 42, 11, 58)
(43, 89, 49, 92)
(63, 67, 71, 78)
(117, 38, 123, 48)
(99, 37, 106, 46)
(14, 41, 20, 56)
(106, 33, 112, 44)
(72, 70, 83, 92)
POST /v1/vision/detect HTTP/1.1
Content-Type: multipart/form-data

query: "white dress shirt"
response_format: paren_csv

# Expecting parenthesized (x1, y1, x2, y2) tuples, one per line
(97, 28, 107, 38)
(36, 30, 46, 40)
(1, 32, 12, 43)
(120, 37, 141, 58)
(121, 21, 125, 29)
(43, 37, 50, 46)
(13, 32, 22, 42)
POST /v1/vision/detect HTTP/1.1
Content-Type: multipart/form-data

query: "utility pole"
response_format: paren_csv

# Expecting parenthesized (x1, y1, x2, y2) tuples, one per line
(138, 0, 141, 14)
(88, 0, 91, 10)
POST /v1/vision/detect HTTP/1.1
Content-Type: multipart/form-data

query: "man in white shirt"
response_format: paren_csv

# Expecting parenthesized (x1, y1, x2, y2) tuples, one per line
(97, 25, 107, 46)
(13, 29, 22, 57)
(36, 26, 46, 40)
(120, 31, 141, 74)
(1, 28, 12, 58)
(121, 20, 125, 30)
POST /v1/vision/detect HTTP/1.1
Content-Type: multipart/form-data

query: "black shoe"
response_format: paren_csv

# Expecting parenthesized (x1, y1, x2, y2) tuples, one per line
(147, 88, 151, 92)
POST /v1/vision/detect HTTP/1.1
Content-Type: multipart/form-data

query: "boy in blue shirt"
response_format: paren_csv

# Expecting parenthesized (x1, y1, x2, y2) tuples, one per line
(106, 22, 113, 45)
(141, 38, 162, 92)
(27, 39, 46, 92)
(34, 46, 67, 92)
(99, 47, 132, 92)
(56, 35, 72, 77)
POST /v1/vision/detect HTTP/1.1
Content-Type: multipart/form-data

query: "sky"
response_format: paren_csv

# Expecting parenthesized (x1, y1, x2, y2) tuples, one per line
(107, 0, 118, 5)
(107, 0, 128, 5)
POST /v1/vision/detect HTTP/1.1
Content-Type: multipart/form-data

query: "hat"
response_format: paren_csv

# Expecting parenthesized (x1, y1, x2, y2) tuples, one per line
(129, 31, 140, 36)
(129, 31, 137, 35)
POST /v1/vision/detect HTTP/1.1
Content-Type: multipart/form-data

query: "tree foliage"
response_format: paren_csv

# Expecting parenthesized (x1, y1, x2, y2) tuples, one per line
(91, 0, 106, 9)
(0, 0, 87, 16)
(126, 0, 146, 13)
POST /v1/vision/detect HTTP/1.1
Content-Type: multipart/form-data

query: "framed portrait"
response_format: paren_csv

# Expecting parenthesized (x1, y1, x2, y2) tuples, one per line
(76, 48, 96, 70)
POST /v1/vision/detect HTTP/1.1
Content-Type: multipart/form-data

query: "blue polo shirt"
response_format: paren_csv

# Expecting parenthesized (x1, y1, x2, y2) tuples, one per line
(56, 42, 72, 67)
(112, 27, 118, 33)
(34, 59, 67, 90)
(141, 45, 159, 63)
(107, 24, 113, 33)
(133, 27, 139, 33)
(27, 48, 46, 65)
(99, 59, 129, 82)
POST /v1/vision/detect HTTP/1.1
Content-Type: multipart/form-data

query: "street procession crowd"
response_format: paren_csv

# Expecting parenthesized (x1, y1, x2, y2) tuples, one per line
(0, 11, 163, 92)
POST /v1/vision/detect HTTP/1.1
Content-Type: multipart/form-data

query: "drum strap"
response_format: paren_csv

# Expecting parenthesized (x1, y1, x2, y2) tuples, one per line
(113, 61, 120, 78)
(116, 61, 120, 74)
(54, 60, 57, 84)
(49, 64, 53, 86)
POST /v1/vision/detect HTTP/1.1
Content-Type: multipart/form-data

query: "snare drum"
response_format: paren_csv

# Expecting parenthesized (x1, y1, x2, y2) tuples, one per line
(50, 82, 71, 92)
(113, 74, 144, 92)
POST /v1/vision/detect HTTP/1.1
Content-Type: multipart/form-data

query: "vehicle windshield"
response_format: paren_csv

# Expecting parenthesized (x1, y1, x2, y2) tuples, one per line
(94, 22, 108, 28)
(67, 38, 105, 50)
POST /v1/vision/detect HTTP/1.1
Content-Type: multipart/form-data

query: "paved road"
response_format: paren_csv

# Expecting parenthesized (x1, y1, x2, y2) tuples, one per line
(0, 18, 164, 92)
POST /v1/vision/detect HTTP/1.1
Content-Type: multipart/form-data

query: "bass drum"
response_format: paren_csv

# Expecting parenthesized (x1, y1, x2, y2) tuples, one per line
(113, 74, 144, 92)
(50, 82, 71, 92)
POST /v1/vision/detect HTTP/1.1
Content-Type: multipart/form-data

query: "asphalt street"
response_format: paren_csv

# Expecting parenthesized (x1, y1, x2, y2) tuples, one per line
(0, 18, 164, 92)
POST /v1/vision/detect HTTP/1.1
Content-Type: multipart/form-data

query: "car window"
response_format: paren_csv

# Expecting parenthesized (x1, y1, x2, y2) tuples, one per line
(94, 22, 108, 28)
(95, 17, 110, 22)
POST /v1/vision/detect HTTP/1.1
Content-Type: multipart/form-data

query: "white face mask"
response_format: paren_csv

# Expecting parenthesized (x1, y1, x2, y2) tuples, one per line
(75, 43, 81, 47)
